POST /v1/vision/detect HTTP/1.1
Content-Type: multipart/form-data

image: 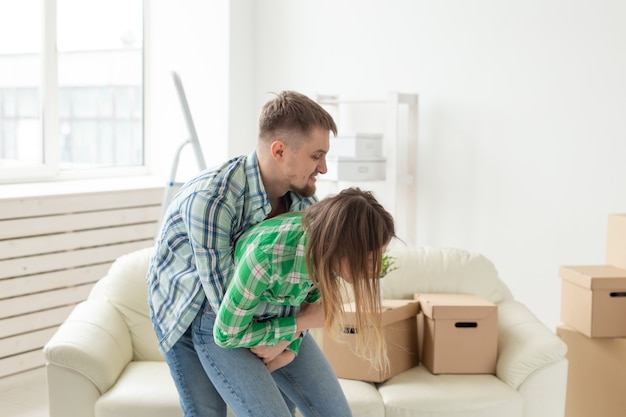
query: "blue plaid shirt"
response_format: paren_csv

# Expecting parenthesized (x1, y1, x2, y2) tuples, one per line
(147, 151, 316, 353)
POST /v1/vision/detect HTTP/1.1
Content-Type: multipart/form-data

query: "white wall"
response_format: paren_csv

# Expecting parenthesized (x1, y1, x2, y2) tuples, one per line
(147, 0, 231, 183)
(239, 0, 626, 329)
(149, 0, 626, 329)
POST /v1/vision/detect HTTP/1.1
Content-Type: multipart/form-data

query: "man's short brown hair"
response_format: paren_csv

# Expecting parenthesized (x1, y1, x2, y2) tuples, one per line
(258, 91, 337, 143)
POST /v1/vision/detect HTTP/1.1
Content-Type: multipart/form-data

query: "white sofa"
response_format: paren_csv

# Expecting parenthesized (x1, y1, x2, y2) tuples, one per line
(44, 246, 568, 417)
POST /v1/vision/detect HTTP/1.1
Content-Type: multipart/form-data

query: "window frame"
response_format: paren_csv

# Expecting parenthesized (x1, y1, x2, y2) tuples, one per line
(0, 0, 149, 184)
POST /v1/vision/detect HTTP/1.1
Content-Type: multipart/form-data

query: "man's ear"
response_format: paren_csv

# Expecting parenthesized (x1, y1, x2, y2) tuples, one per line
(270, 140, 285, 161)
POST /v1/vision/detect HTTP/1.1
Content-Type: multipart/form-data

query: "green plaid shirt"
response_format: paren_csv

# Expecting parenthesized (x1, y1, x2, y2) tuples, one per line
(214, 212, 321, 355)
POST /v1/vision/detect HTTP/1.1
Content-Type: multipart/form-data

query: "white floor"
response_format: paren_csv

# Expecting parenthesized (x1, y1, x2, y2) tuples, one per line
(0, 367, 48, 417)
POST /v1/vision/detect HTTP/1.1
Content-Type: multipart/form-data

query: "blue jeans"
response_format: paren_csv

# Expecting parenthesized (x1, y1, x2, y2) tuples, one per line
(153, 301, 352, 417)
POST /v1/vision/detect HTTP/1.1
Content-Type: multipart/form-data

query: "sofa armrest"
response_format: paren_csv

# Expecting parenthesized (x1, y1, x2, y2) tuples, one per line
(495, 300, 568, 389)
(517, 358, 568, 417)
(46, 363, 103, 417)
(44, 299, 134, 394)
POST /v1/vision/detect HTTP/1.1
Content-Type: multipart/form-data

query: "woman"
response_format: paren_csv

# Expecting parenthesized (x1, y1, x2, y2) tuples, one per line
(198, 188, 395, 417)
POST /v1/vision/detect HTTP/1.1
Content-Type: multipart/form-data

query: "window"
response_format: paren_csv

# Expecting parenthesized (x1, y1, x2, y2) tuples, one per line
(0, 0, 145, 182)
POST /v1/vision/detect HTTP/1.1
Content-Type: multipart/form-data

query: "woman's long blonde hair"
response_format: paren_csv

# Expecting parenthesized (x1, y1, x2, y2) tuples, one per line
(303, 188, 396, 370)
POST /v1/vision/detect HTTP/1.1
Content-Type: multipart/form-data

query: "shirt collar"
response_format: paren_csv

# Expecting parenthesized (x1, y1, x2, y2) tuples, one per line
(245, 150, 318, 213)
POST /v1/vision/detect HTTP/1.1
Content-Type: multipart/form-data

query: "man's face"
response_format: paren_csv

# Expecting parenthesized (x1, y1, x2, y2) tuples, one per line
(283, 127, 330, 197)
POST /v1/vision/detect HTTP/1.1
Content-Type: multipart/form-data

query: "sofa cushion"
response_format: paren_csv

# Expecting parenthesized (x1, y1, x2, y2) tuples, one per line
(378, 366, 523, 417)
(95, 362, 183, 417)
(382, 246, 512, 304)
(96, 362, 383, 417)
(100, 247, 162, 361)
(336, 379, 385, 417)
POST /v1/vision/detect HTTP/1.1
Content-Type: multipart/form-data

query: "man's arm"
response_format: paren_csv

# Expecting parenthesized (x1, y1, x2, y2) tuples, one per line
(181, 192, 236, 310)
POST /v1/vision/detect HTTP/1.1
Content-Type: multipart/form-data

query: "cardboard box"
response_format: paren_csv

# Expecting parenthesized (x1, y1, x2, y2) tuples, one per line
(607, 213, 626, 270)
(417, 293, 497, 374)
(560, 265, 626, 337)
(322, 299, 420, 382)
(328, 133, 383, 159)
(323, 156, 386, 181)
(557, 325, 626, 417)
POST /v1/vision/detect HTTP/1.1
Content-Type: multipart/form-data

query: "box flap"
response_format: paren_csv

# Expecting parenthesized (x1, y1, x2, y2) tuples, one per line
(607, 214, 626, 271)
(342, 299, 419, 326)
(559, 265, 626, 290)
(417, 293, 496, 320)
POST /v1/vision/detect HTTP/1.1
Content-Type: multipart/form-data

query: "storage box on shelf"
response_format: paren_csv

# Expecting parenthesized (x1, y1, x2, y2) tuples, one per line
(316, 93, 419, 245)
(328, 132, 383, 159)
(323, 132, 386, 181)
(559, 265, 626, 338)
(324, 156, 386, 181)
(415, 293, 498, 374)
(322, 299, 420, 383)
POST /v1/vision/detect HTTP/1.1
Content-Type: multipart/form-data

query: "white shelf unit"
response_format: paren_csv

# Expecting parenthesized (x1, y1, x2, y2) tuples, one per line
(317, 92, 419, 245)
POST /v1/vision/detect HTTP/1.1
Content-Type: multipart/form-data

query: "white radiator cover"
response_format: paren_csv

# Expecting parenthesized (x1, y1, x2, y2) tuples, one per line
(0, 182, 163, 377)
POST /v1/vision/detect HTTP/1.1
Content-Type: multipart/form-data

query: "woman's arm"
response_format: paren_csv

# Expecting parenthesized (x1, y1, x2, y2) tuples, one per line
(213, 249, 301, 349)
(295, 299, 324, 334)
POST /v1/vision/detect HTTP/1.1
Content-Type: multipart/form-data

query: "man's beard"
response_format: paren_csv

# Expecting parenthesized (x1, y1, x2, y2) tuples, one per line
(292, 181, 316, 198)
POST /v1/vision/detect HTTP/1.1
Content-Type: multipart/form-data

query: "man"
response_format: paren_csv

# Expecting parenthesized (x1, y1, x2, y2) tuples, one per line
(147, 91, 337, 417)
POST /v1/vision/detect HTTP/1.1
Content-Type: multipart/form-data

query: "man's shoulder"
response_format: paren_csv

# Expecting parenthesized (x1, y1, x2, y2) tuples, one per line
(182, 155, 250, 195)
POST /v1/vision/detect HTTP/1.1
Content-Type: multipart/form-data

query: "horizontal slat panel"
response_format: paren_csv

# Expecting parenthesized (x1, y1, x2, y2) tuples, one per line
(0, 186, 164, 220)
(0, 305, 75, 339)
(0, 284, 94, 320)
(0, 327, 58, 358)
(0, 184, 165, 377)
(0, 349, 45, 378)
(0, 206, 161, 240)
(0, 223, 157, 260)
(0, 240, 154, 280)
(0, 264, 110, 299)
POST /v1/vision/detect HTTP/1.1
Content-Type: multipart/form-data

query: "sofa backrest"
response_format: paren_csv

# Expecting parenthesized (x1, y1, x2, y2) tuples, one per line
(93, 246, 163, 361)
(90, 246, 512, 361)
(382, 246, 513, 304)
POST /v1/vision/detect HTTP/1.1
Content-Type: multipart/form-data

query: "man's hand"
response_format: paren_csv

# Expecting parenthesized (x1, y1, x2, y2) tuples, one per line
(265, 350, 296, 372)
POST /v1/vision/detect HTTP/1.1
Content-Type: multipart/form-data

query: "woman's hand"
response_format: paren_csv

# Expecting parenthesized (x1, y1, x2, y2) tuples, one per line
(251, 340, 290, 364)
(251, 341, 295, 372)
(265, 351, 296, 372)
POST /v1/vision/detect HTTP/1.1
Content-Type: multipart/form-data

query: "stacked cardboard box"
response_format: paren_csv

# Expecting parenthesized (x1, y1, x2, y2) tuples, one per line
(559, 265, 626, 338)
(322, 299, 420, 382)
(558, 213, 626, 417)
(557, 325, 626, 417)
(607, 214, 626, 269)
(321, 294, 498, 382)
(416, 293, 498, 375)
